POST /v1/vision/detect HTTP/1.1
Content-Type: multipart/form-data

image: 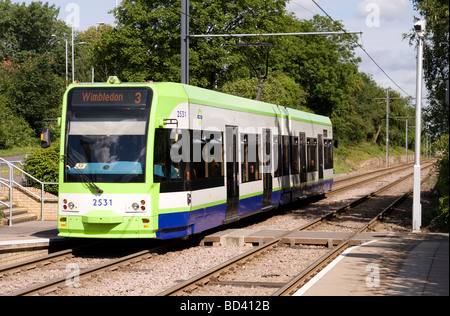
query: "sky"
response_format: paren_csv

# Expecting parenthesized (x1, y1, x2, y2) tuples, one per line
(286, 0, 423, 99)
(13, 0, 423, 98)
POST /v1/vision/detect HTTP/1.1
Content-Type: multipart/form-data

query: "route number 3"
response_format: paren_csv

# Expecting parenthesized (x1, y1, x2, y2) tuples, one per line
(135, 92, 142, 104)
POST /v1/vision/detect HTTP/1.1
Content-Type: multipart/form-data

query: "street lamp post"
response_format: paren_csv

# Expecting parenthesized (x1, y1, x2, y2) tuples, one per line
(181, 0, 189, 84)
(73, 22, 105, 83)
(51, 34, 69, 87)
(412, 20, 426, 233)
(72, 25, 75, 83)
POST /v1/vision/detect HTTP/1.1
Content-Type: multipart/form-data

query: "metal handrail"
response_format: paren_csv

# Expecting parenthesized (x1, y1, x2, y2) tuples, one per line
(0, 157, 58, 227)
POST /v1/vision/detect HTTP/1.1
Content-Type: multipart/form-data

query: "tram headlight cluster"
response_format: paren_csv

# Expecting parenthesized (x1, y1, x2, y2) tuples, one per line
(62, 199, 76, 210)
(131, 200, 146, 212)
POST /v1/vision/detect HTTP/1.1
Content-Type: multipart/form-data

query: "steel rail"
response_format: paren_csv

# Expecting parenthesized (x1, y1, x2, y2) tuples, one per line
(333, 161, 415, 185)
(6, 240, 181, 296)
(272, 188, 413, 296)
(8, 162, 436, 296)
(301, 161, 434, 230)
(0, 248, 74, 278)
(157, 164, 434, 296)
(0, 240, 106, 278)
(330, 162, 417, 195)
(272, 169, 434, 296)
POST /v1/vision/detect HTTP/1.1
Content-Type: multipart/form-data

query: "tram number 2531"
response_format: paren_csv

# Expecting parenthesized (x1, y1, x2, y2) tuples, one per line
(93, 199, 113, 207)
(177, 110, 187, 118)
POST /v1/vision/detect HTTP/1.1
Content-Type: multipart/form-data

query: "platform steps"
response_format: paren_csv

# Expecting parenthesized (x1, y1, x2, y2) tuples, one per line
(0, 197, 38, 227)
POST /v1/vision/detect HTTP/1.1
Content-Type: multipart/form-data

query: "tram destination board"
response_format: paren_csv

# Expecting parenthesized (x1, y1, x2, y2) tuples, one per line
(71, 88, 150, 107)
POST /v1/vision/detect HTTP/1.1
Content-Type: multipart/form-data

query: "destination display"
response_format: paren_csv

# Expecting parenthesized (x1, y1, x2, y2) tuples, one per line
(71, 88, 149, 106)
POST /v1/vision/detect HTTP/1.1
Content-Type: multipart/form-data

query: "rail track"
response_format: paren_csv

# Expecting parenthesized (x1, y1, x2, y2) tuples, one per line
(1, 240, 181, 296)
(1, 160, 436, 296)
(330, 161, 421, 194)
(157, 162, 435, 296)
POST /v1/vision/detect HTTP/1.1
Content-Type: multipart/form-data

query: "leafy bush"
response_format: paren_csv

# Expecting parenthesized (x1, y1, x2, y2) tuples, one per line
(23, 143, 60, 195)
(0, 98, 34, 149)
(431, 134, 449, 232)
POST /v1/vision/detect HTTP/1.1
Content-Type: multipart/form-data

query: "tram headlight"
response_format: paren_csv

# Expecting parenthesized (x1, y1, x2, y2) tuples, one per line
(62, 199, 77, 212)
(130, 200, 147, 212)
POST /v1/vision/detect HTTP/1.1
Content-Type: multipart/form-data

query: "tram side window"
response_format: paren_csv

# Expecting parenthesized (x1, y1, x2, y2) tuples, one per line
(324, 139, 333, 170)
(291, 136, 300, 175)
(153, 128, 184, 185)
(307, 138, 317, 172)
(241, 133, 261, 183)
(191, 130, 224, 190)
(153, 128, 168, 183)
(274, 135, 283, 177)
(283, 135, 290, 176)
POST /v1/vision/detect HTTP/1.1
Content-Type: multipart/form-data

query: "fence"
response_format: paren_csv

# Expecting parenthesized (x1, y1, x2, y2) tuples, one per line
(0, 157, 58, 226)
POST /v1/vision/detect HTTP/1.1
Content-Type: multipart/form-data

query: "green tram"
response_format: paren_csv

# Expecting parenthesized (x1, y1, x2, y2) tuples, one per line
(45, 76, 334, 239)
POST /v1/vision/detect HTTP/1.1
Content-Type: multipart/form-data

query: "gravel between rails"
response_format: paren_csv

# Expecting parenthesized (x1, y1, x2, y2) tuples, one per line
(56, 246, 246, 296)
(1, 257, 109, 295)
(17, 163, 438, 296)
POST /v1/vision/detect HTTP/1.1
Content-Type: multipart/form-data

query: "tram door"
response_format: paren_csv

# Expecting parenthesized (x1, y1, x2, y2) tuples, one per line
(262, 129, 272, 209)
(225, 126, 239, 220)
(299, 132, 307, 196)
(318, 134, 324, 192)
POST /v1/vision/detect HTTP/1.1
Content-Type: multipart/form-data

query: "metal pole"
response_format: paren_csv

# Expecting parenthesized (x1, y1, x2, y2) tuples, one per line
(41, 183, 45, 221)
(406, 118, 408, 163)
(8, 164, 13, 227)
(65, 39, 68, 87)
(115, 0, 119, 27)
(190, 31, 362, 38)
(72, 25, 75, 83)
(386, 88, 390, 168)
(413, 26, 424, 233)
(181, 0, 189, 84)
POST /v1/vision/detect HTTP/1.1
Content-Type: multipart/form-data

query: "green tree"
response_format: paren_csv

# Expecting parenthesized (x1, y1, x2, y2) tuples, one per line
(0, 94, 33, 149)
(93, 0, 293, 86)
(261, 15, 361, 118)
(23, 143, 60, 195)
(222, 71, 309, 111)
(0, 1, 67, 139)
(94, 2, 361, 114)
(0, 0, 69, 76)
(90, 0, 414, 148)
(75, 24, 114, 82)
(0, 54, 65, 134)
(430, 134, 449, 231)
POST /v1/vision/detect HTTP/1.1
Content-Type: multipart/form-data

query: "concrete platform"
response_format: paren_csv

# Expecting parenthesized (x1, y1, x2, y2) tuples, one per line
(0, 221, 64, 266)
(295, 233, 449, 296)
(0, 221, 59, 242)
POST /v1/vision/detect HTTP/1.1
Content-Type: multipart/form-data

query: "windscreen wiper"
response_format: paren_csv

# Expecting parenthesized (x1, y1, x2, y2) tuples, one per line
(63, 155, 104, 194)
